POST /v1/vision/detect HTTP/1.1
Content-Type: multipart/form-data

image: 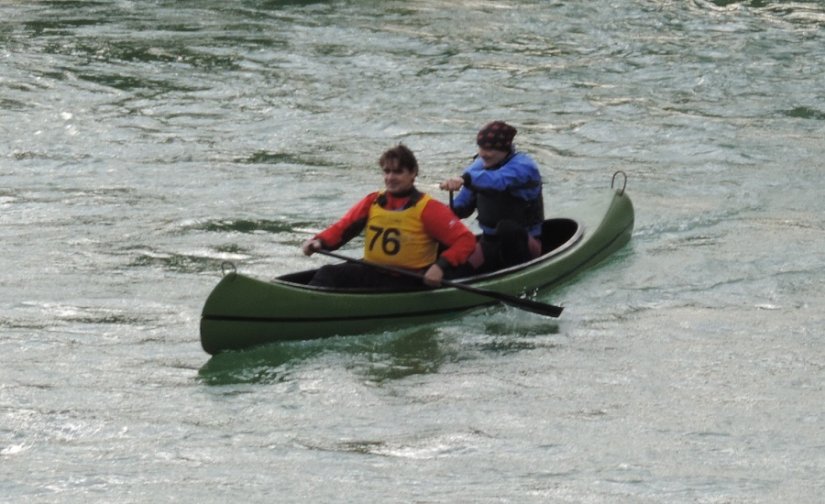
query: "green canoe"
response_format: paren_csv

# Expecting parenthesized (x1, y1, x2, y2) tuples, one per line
(200, 175, 634, 354)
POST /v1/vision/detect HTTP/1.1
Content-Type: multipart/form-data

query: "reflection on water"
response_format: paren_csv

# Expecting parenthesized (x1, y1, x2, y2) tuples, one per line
(198, 325, 458, 385)
(198, 338, 324, 385)
(348, 326, 459, 384)
(198, 319, 564, 385)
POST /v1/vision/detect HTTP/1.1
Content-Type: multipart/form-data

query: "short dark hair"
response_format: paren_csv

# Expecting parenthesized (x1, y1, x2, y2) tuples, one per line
(378, 144, 418, 175)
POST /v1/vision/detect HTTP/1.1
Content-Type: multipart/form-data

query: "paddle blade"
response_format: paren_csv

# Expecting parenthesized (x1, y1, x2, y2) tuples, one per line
(502, 296, 564, 317)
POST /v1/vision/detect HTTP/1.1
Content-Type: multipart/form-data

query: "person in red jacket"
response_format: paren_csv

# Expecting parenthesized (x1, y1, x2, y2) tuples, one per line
(302, 144, 476, 289)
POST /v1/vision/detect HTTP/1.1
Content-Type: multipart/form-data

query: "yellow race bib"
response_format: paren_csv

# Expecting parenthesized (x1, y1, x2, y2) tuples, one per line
(363, 193, 438, 269)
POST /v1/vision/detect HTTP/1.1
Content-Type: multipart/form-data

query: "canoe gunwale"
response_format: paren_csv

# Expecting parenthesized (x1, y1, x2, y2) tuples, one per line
(454, 218, 585, 285)
(271, 217, 585, 294)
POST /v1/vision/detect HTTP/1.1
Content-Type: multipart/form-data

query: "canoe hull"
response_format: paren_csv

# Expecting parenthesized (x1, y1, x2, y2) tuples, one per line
(200, 302, 472, 354)
(200, 188, 634, 354)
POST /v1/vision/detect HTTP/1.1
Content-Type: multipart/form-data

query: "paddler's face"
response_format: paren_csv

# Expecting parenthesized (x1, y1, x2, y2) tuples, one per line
(382, 159, 416, 194)
(478, 147, 509, 168)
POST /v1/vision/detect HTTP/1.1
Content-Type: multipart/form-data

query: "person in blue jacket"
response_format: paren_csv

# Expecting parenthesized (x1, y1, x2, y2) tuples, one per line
(440, 121, 544, 273)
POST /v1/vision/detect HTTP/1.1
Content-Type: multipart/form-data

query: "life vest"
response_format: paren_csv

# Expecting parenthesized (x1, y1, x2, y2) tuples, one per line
(476, 183, 544, 230)
(465, 152, 545, 233)
(363, 191, 438, 269)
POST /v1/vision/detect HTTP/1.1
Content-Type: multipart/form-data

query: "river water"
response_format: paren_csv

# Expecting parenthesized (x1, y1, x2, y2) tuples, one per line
(2, 1, 824, 502)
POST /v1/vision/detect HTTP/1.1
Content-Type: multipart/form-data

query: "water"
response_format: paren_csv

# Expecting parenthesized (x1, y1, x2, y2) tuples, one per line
(2, 0, 824, 502)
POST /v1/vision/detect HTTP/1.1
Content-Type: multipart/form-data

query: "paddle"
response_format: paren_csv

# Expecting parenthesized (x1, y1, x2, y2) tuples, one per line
(313, 249, 564, 318)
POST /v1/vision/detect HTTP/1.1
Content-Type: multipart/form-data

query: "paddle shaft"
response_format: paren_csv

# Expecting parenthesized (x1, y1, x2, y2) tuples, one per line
(313, 249, 563, 318)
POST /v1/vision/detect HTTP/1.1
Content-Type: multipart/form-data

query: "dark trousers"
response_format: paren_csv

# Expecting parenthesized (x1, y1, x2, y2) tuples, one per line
(473, 220, 536, 274)
(308, 262, 425, 290)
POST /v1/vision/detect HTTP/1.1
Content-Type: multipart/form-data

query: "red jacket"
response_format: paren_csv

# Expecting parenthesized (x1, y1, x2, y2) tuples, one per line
(315, 189, 476, 268)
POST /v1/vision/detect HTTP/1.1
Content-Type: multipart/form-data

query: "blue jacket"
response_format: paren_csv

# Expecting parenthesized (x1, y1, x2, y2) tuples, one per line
(452, 152, 544, 236)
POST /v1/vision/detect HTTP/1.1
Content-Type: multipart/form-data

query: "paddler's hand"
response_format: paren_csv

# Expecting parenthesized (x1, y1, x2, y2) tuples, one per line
(439, 177, 463, 192)
(301, 238, 322, 256)
(423, 263, 444, 287)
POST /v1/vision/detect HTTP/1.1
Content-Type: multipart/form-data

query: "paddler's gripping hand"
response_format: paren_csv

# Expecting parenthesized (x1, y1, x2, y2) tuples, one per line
(423, 263, 444, 287)
(439, 177, 464, 192)
(302, 238, 323, 256)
